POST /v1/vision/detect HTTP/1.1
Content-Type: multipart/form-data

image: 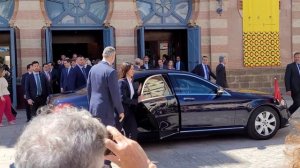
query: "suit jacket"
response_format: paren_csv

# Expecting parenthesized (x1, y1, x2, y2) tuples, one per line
(69, 65, 87, 91)
(21, 72, 29, 97)
(60, 67, 72, 92)
(42, 71, 52, 93)
(157, 65, 167, 70)
(141, 63, 153, 70)
(175, 61, 186, 71)
(87, 61, 124, 126)
(25, 73, 50, 100)
(192, 64, 216, 81)
(49, 68, 60, 93)
(118, 78, 138, 115)
(85, 65, 92, 76)
(216, 64, 228, 88)
(285, 62, 300, 94)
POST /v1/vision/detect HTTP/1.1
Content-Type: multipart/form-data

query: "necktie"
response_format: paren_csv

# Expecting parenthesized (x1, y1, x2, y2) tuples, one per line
(35, 74, 42, 96)
(203, 64, 207, 79)
(82, 68, 87, 79)
(205, 65, 209, 79)
(67, 68, 70, 76)
(47, 72, 51, 81)
(176, 62, 179, 70)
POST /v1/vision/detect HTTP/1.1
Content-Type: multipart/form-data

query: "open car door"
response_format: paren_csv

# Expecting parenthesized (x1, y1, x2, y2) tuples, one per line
(139, 74, 179, 139)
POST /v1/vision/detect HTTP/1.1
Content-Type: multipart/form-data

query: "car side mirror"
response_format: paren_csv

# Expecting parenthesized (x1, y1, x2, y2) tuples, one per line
(216, 87, 224, 96)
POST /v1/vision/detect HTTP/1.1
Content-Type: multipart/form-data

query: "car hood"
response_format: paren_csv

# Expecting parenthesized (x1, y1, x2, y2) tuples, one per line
(48, 89, 87, 105)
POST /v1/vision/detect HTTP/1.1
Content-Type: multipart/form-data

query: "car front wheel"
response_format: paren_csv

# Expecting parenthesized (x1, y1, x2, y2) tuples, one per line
(247, 106, 280, 140)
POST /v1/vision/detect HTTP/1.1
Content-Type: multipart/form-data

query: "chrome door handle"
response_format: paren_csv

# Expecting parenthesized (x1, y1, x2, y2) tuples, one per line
(183, 97, 195, 101)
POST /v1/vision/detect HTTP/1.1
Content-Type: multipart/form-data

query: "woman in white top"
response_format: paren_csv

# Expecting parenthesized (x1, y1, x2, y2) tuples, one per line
(0, 66, 15, 127)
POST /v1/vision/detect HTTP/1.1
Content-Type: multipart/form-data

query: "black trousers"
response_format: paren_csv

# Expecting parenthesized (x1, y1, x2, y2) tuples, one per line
(24, 99, 31, 121)
(122, 114, 138, 140)
(30, 96, 46, 117)
(290, 92, 300, 114)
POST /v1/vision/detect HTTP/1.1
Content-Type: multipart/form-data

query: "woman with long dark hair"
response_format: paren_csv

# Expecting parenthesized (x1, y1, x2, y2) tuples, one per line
(118, 62, 139, 140)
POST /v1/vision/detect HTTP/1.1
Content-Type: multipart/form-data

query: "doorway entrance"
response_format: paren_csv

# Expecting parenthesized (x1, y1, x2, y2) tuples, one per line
(44, 27, 115, 64)
(0, 29, 17, 107)
(137, 26, 200, 71)
(51, 30, 103, 63)
(144, 29, 187, 68)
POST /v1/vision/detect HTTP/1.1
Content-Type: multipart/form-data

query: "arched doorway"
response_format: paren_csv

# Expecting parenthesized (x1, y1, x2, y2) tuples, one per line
(136, 0, 200, 71)
(0, 0, 17, 107)
(43, 0, 114, 63)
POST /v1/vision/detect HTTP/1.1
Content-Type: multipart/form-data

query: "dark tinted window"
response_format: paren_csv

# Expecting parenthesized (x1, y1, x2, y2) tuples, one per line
(169, 74, 216, 94)
(141, 75, 172, 100)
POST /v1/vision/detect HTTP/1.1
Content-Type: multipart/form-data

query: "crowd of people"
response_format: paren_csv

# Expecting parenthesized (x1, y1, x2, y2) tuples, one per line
(14, 47, 158, 168)
(0, 46, 299, 167)
(18, 49, 230, 124)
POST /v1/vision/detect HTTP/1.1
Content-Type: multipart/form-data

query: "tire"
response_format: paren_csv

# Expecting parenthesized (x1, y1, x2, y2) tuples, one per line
(247, 106, 280, 140)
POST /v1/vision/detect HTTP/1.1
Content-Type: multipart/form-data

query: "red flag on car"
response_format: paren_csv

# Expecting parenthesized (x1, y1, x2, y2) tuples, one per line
(274, 77, 282, 102)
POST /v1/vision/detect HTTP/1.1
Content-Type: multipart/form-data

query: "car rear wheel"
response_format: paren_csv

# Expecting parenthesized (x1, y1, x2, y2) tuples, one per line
(247, 106, 280, 140)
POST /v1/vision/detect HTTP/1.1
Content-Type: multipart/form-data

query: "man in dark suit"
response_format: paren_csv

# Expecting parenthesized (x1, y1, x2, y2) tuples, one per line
(25, 61, 50, 118)
(175, 56, 186, 71)
(87, 46, 124, 126)
(60, 59, 73, 92)
(141, 55, 153, 70)
(69, 56, 87, 91)
(84, 58, 92, 76)
(42, 63, 51, 92)
(216, 56, 228, 88)
(192, 56, 216, 81)
(157, 59, 167, 69)
(48, 62, 60, 93)
(285, 52, 300, 115)
(21, 63, 32, 122)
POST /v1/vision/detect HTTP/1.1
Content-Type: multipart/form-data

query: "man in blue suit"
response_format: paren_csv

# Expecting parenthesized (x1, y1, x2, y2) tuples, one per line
(192, 56, 216, 81)
(60, 59, 72, 92)
(25, 61, 50, 118)
(87, 46, 124, 126)
(21, 63, 32, 122)
(69, 56, 87, 91)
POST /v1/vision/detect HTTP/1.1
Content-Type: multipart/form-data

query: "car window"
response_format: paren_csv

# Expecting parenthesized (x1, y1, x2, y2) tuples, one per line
(141, 75, 172, 100)
(169, 74, 216, 94)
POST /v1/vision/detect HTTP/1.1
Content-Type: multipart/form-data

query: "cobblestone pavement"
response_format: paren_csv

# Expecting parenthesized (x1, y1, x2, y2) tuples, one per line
(0, 97, 298, 168)
(0, 110, 25, 168)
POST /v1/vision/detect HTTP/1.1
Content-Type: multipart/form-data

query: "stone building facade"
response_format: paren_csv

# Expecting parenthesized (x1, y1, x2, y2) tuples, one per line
(0, 0, 299, 106)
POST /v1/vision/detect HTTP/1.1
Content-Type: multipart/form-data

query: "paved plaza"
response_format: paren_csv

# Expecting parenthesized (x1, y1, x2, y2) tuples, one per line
(0, 97, 298, 168)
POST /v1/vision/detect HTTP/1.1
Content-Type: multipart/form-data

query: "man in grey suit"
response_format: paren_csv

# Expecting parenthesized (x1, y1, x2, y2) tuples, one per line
(87, 46, 125, 126)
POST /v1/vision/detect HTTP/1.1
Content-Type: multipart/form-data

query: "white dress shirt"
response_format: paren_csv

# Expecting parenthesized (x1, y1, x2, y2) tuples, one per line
(127, 77, 134, 99)
(202, 63, 208, 80)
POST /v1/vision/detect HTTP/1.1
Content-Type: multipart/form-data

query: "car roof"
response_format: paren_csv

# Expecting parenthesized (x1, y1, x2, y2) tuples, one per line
(134, 69, 192, 79)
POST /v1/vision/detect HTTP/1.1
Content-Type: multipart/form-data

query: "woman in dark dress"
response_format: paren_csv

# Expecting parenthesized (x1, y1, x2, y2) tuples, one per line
(118, 62, 139, 140)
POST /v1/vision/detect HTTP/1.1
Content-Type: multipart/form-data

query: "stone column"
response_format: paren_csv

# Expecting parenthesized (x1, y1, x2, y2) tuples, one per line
(14, 0, 46, 75)
(110, 0, 139, 66)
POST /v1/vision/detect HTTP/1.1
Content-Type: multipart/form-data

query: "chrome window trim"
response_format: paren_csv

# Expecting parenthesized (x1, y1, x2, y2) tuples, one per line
(140, 74, 173, 102)
(168, 73, 231, 96)
(180, 127, 244, 133)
